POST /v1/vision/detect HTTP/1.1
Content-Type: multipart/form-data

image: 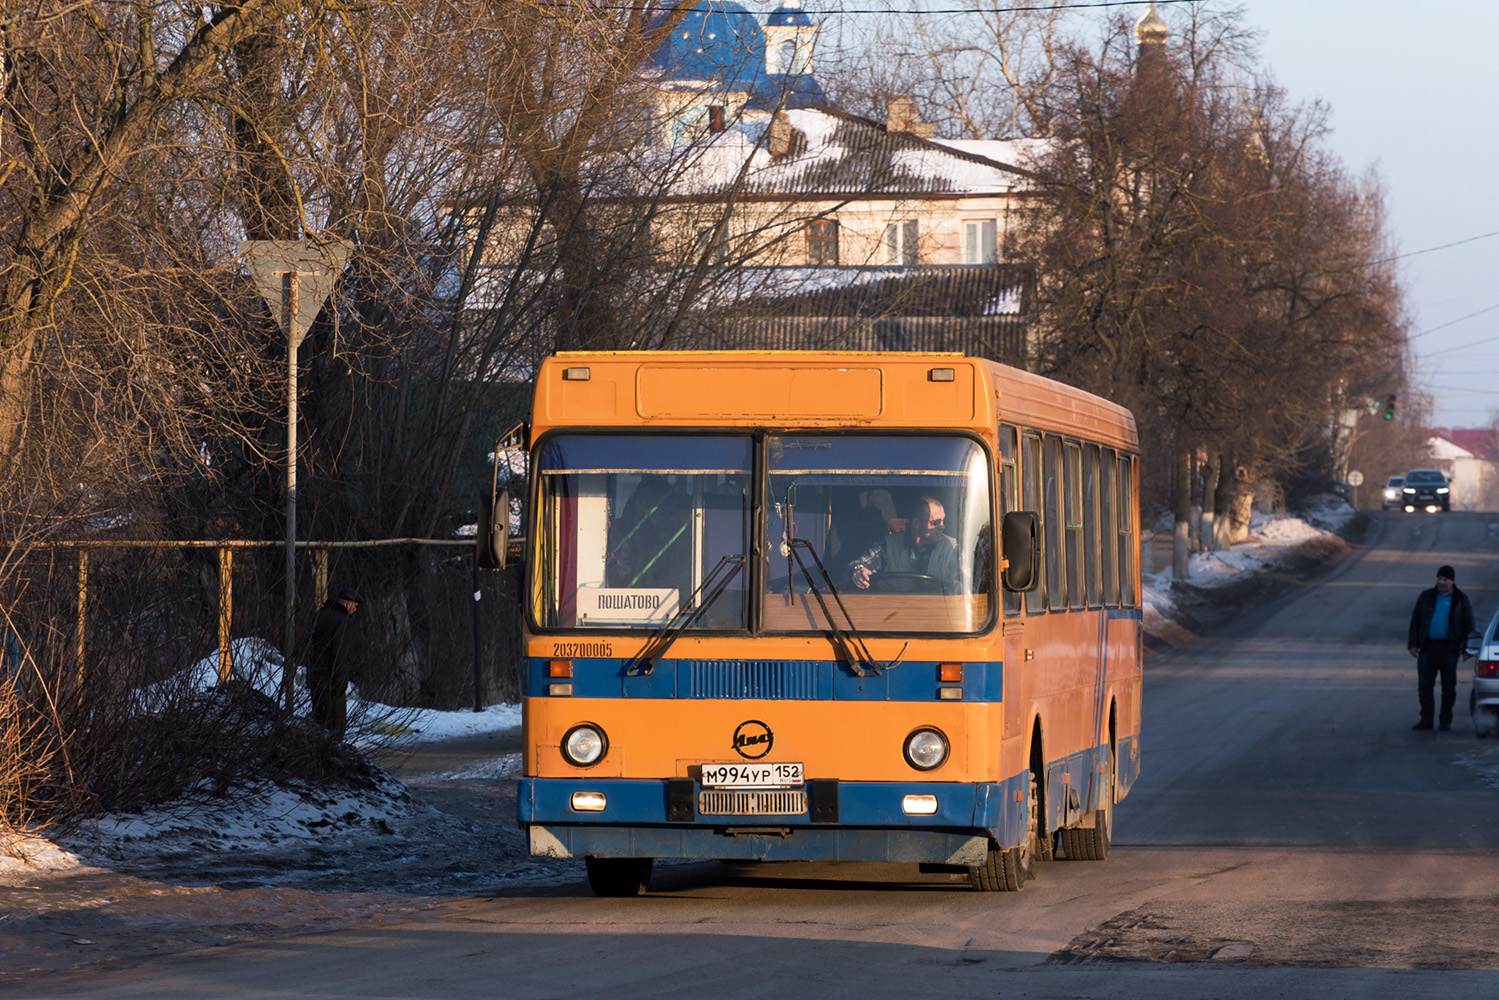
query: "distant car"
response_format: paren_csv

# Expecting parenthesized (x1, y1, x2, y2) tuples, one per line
(1470, 610, 1499, 737)
(1326, 480, 1353, 504)
(1401, 468, 1450, 512)
(1381, 475, 1405, 509)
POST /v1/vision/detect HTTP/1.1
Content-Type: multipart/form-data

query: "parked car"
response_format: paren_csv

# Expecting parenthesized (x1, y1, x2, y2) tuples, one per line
(1401, 468, 1450, 512)
(1470, 611, 1499, 737)
(1381, 475, 1405, 509)
(1326, 480, 1353, 505)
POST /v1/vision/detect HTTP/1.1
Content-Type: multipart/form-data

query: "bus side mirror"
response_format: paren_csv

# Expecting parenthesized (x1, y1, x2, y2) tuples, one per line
(1001, 511, 1040, 592)
(477, 489, 509, 570)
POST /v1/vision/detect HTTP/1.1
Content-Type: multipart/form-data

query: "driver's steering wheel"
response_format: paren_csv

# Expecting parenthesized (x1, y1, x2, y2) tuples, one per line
(867, 572, 945, 595)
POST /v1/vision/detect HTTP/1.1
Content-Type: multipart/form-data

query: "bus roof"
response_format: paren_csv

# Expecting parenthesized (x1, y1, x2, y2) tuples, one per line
(531, 351, 1137, 451)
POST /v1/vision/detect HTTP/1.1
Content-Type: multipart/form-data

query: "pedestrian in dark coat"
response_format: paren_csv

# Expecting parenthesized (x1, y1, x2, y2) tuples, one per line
(307, 588, 363, 740)
(1407, 565, 1475, 731)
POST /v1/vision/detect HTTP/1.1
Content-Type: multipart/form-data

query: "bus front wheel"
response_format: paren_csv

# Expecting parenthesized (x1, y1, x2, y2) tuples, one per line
(585, 857, 654, 896)
(970, 771, 1036, 891)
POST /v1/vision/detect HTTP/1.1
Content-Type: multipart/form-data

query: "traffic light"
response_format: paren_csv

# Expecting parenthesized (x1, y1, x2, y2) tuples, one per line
(1382, 394, 1397, 420)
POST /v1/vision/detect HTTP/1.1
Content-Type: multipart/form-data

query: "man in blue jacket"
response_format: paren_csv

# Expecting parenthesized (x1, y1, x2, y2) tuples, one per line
(1407, 565, 1476, 731)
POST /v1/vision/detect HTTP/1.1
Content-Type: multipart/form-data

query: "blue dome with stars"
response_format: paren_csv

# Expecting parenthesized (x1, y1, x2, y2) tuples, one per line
(649, 2, 827, 111)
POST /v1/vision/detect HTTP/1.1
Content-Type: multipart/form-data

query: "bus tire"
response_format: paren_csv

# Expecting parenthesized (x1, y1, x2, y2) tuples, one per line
(969, 772, 1036, 891)
(1061, 743, 1113, 861)
(968, 842, 1025, 892)
(585, 857, 654, 896)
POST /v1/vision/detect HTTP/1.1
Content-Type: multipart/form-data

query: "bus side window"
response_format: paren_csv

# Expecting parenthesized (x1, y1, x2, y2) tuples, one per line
(999, 424, 1020, 616)
(1044, 434, 1065, 612)
(1023, 432, 1045, 615)
(1119, 454, 1137, 606)
(1064, 440, 1083, 610)
(1084, 443, 1101, 608)
(1101, 448, 1120, 605)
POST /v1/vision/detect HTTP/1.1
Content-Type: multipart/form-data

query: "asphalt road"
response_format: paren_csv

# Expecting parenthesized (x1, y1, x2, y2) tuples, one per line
(20, 510, 1499, 999)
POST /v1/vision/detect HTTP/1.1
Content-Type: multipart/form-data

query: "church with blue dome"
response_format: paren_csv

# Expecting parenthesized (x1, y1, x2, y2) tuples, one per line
(649, 1, 828, 121)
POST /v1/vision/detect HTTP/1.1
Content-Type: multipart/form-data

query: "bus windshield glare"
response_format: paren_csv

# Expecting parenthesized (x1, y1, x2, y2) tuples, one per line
(534, 435, 753, 631)
(533, 433, 994, 635)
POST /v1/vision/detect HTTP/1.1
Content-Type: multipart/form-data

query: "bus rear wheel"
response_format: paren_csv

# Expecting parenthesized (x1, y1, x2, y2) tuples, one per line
(585, 857, 654, 896)
(970, 771, 1036, 891)
(1061, 744, 1113, 861)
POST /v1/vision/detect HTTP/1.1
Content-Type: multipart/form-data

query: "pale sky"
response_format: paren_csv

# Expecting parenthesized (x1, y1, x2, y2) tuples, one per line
(1240, 1, 1499, 429)
(752, 0, 1499, 429)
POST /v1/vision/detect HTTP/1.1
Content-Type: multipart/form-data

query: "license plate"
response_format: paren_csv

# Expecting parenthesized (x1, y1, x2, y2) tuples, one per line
(700, 762, 804, 788)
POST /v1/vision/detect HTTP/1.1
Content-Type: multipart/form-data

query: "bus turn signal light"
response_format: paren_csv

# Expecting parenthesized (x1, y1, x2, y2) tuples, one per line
(549, 659, 573, 678)
(938, 662, 963, 682)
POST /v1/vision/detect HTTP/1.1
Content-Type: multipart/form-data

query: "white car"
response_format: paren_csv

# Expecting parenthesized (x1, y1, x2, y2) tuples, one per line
(1381, 475, 1404, 509)
(1470, 610, 1499, 737)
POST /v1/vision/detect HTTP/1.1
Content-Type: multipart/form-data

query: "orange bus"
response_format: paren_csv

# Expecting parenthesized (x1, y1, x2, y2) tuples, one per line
(483, 351, 1141, 894)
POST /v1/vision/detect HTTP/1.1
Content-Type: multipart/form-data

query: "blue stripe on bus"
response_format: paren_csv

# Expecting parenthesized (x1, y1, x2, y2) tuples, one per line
(520, 772, 1030, 851)
(528, 658, 1004, 702)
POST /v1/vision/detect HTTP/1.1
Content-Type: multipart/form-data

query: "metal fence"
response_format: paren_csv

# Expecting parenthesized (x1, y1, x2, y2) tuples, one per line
(3, 539, 524, 713)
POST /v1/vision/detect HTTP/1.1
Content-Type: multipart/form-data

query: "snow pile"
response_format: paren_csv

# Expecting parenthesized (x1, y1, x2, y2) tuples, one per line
(1145, 504, 1352, 595)
(60, 773, 417, 867)
(131, 636, 520, 743)
(2, 698, 524, 879)
(1139, 504, 1355, 642)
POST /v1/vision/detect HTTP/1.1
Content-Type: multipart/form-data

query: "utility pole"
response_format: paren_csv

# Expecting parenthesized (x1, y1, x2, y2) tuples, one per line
(239, 239, 353, 712)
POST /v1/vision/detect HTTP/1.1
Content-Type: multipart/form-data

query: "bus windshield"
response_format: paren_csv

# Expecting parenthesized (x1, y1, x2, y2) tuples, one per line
(532, 432, 994, 635)
(764, 434, 993, 634)
(533, 435, 752, 630)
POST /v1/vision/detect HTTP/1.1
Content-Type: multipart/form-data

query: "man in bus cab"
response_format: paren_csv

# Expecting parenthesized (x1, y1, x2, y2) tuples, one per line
(849, 495, 962, 595)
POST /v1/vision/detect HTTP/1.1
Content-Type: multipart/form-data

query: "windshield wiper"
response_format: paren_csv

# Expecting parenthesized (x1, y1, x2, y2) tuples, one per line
(624, 554, 746, 676)
(787, 539, 884, 677)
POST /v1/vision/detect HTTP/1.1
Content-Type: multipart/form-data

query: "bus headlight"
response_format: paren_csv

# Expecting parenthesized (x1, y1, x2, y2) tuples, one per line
(903, 728, 950, 771)
(562, 724, 608, 767)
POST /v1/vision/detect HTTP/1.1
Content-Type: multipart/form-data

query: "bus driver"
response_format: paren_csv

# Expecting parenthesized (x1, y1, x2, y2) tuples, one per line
(849, 495, 962, 594)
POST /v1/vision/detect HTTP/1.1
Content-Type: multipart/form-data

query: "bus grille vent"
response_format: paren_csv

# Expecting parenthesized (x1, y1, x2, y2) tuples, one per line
(698, 790, 808, 816)
(687, 660, 822, 699)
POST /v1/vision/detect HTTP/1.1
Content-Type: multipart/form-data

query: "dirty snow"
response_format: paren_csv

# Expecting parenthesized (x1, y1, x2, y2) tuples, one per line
(1141, 498, 1353, 608)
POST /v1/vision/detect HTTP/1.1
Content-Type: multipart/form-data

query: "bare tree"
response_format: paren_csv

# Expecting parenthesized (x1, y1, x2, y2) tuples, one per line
(1013, 11, 1407, 556)
(826, 0, 1074, 139)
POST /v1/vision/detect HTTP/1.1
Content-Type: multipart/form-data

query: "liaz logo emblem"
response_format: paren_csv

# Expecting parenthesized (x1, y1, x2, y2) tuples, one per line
(732, 720, 773, 760)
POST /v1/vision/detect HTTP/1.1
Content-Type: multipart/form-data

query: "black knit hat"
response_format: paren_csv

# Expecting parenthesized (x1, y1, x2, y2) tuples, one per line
(1437, 565, 1455, 581)
(337, 588, 365, 603)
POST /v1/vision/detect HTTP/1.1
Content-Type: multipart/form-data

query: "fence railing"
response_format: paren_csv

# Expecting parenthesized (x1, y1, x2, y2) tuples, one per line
(17, 537, 514, 711)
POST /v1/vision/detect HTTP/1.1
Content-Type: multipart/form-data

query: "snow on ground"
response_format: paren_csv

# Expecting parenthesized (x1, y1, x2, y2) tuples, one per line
(1141, 497, 1354, 619)
(394, 702, 521, 744)
(5, 503, 1364, 878)
(5, 656, 522, 877)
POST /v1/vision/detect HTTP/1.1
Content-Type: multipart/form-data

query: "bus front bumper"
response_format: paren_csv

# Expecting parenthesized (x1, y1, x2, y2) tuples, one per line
(518, 775, 1027, 864)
